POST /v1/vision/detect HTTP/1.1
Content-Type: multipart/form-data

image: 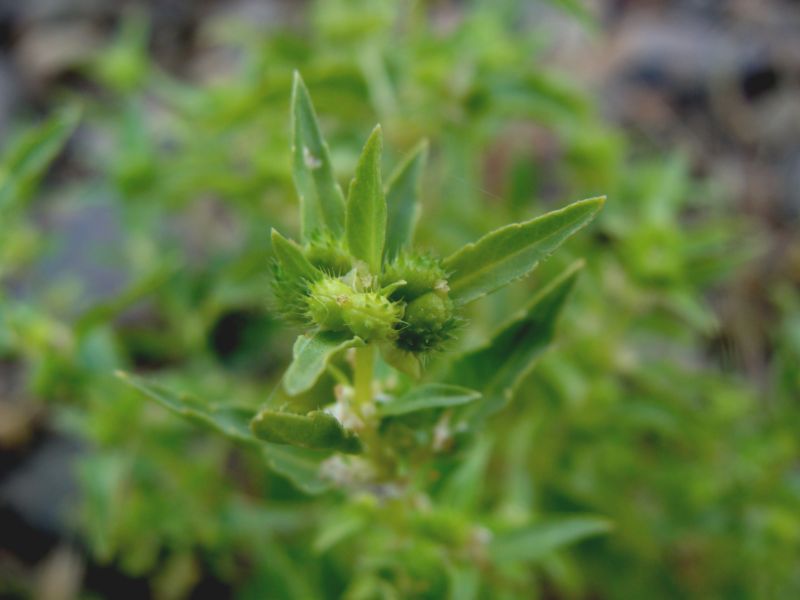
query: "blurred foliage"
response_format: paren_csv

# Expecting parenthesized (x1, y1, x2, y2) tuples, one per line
(1, 0, 798, 599)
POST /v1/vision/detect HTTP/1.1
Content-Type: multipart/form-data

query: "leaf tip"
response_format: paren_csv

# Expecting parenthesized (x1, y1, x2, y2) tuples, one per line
(291, 71, 310, 110)
(367, 124, 384, 148)
(291, 69, 304, 90)
(248, 409, 265, 430)
(563, 258, 586, 277)
(584, 195, 606, 212)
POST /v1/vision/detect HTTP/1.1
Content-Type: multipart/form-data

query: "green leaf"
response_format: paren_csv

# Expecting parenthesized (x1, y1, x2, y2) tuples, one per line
(498, 419, 537, 518)
(443, 196, 604, 305)
(261, 444, 333, 495)
(314, 509, 368, 553)
(489, 516, 612, 563)
(438, 437, 493, 513)
(271, 228, 322, 282)
(448, 564, 481, 600)
(346, 125, 385, 273)
(115, 372, 338, 494)
(384, 139, 427, 261)
(266, 371, 342, 416)
(116, 371, 258, 445)
(379, 383, 481, 417)
(0, 106, 81, 214)
(283, 331, 364, 396)
(250, 409, 361, 453)
(379, 344, 421, 379)
(450, 261, 583, 421)
(291, 71, 346, 239)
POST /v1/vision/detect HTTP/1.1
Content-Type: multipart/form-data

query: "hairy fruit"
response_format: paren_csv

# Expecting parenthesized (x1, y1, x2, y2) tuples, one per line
(343, 292, 403, 342)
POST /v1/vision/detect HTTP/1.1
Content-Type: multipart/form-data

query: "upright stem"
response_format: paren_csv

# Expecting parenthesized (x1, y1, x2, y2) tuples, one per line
(353, 344, 391, 474)
(353, 345, 375, 414)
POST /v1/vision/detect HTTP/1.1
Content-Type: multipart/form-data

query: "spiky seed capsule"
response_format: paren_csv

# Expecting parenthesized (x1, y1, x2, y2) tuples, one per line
(271, 261, 312, 325)
(283, 243, 456, 352)
(380, 253, 459, 354)
(343, 292, 403, 342)
(305, 235, 352, 276)
(306, 278, 354, 331)
(307, 278, 403, 342)
(396, 291, 457, 353)
(381, 254, 448, 301)
(404, 292, 452, 331)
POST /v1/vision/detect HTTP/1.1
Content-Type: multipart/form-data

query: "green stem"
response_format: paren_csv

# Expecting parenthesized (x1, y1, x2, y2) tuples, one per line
(352, 344, 401, 480)
(353, 344, 393, 476)
(353, 345, 375, 413)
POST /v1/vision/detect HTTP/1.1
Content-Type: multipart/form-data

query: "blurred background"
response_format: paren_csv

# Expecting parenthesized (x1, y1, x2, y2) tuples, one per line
(1, 0, 798, 598)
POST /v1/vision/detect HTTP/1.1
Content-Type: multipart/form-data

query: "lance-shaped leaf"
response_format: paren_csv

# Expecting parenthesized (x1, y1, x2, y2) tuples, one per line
(116, 371, 259, 445)
(346, 125, 385, 273)
(438, 437, 493, 513)
(314, 508, 369, 553)
(380, 344, 421, 379)
(291, 71, 346, 239)
(266, 371, 341, 417)
(443, 196, 604, 305)
(489, 516, 612, 563)
(116, 372, 335, 494)
(283, 331, 364, 396)
(0, 106, 80, 214)
(271, 228, 322, 282)
(262, 444, 333, 495)
(448, 565, 481, 600)
(251, 409, 361, 453)
(384, 139, 427, 261)
(379, 383, 481, 417)
(450, 261, 583, 422)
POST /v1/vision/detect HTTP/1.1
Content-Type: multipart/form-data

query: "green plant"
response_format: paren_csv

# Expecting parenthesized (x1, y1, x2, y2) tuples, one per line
(0, 108, 81, 384)
(5, 3, 797, 597)
(116, 72, 606, 596)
